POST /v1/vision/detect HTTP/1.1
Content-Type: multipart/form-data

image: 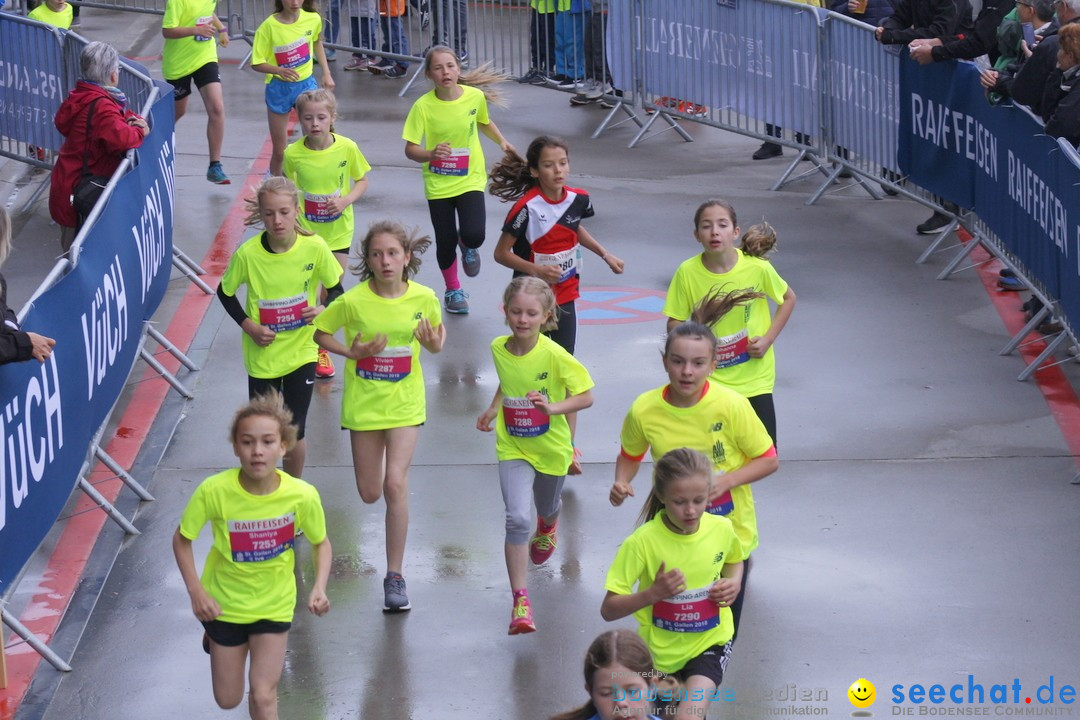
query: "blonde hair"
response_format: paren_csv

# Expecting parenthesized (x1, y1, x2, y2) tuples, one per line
(228, 391, 299, 450)
(740, 221, 778, 258)
(423, 46, 511, 108)
(502, 276, 559, 333)
(351, 220, 431, 280)
(638, 448, 714, 525)
(243, 176, 314, 236)
(295, 88, 338, 134)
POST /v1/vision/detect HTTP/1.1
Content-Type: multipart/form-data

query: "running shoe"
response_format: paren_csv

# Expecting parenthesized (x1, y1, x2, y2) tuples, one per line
(556, 76, 582, 90)
(569, 93, 597, 106)
(508, 594, 536, 635)
(461, 246, 481, 277)
(529, 520, 558, 565)
(316, 348, 335, 378)
(444, 288, 469, 314)
(206, 161, 231, 185)
(383, 572, 411, 612)
(344, 56, 372, 71)
(382, 64, 408, 78)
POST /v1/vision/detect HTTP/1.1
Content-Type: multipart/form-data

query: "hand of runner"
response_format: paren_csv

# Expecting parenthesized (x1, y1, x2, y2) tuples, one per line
(243, 320, 277, 347)
(476, 405, 498, 432)
(534, 264, 563, 284)
(603, 253, 625, 274)
(609, 480, 634, 506)
(308, 588, 330, 616)
(189, 586, 222, 622)
(350, 331, 388, 359)
(651, 562, 686, 601)
(747, 335, 772, 358)
(708, 578, 739, 606)
(277, 67, 300, 82)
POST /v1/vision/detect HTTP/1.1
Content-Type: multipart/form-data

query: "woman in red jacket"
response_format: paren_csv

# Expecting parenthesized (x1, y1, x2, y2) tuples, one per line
(49, 41, 149, 252)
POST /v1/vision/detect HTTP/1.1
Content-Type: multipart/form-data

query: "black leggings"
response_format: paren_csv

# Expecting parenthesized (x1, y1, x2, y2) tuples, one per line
(544, 300, 577, 355)
(427, 191, 486, 271)
(730, 553, 752, 645)
(747, 393, 777, 449)
(248, 363, 316, 440)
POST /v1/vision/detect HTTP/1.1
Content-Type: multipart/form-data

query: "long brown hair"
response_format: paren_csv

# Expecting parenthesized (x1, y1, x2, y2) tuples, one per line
(664, 286, 765, 357)
(273, 0, 318, 13)
(489, 135, 570, 202)
(549, 630, 657, 720)
(638, 448, 714, 525)
(423, 46, 511, 107)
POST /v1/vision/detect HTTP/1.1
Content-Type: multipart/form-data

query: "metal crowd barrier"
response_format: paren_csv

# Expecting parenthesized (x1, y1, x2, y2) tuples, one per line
(0, 10, 202, 674)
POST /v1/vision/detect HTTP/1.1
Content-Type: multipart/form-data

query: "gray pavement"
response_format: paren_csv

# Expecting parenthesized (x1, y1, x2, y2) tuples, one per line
(5, 5, 1080, 719)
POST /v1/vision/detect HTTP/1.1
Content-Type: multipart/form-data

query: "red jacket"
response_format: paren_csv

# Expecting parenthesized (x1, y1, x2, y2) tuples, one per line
(48, 81, 145, 228)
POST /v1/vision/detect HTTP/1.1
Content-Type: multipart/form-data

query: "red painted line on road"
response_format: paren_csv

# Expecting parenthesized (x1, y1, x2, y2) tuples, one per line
(0, 127, 283, 719)
(968, 239, 1080, 462)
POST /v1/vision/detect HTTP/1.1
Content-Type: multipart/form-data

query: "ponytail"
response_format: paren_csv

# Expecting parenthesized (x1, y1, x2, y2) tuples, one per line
(664, 286, 765, 358)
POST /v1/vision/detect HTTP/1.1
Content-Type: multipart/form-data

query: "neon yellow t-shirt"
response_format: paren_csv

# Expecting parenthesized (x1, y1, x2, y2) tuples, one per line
(663, 250, 790, 398)
(252, 10, 322, 85)
(179, 468, 328, 624)
(161, 0, 218, 80)
(530, 0, 569, 12)
(27, 2, 72, 28)
(604, 512, 745, 674)
(313, 280, 442, 431)
(220, 232, 343, 379)
(283, 133, 371, 253)
(619, 382, 773, 555)
(401, 85, 491, 200)
(491, 334, 594, 476)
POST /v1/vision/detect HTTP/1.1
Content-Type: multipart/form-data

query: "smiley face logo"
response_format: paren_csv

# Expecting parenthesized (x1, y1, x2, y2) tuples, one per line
(848, 678, 876, 709)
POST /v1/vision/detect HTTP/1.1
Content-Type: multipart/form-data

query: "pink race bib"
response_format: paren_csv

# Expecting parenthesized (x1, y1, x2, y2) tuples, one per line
(257, 294, 307, 332)
(707, 489, 734, 516)
(652, 586, 720, 633)
(502, 396, 550, 437)
(429, 148, 470, 176)
(273, 37, 309, 70)
(356, 346, 412, 381)
(228, 513, 296, 562)
(715, 329, 750, 369)
(303, 193, 342, 223)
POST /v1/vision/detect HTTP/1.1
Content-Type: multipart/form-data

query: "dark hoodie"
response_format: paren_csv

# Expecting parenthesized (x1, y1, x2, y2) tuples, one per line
(48, 80, 145, 229)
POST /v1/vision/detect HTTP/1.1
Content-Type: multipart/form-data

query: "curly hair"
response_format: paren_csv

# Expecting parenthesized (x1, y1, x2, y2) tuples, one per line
(229, 391, 299, 450)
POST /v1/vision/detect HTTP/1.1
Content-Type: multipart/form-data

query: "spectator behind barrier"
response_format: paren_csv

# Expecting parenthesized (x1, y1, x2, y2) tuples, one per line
(0, 208, 56, 365)
(908, 0, 1012, 65)
(980, 0, 1056, 104)
(48, 41, 149, 254)
(875, 0, 973, 45)
(1042, 22, 1080, 142)
(829, 0, 896, 29)
(1009, 0, 1080, 115)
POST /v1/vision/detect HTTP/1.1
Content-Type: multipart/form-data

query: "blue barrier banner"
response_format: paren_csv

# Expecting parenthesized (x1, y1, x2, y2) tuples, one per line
(0, 15, 66, 149)
(824, 16, 901, 170)
(900, 57, 1080, 324)
(0, 92, 174, 593)
(608, 0, 820, 134)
